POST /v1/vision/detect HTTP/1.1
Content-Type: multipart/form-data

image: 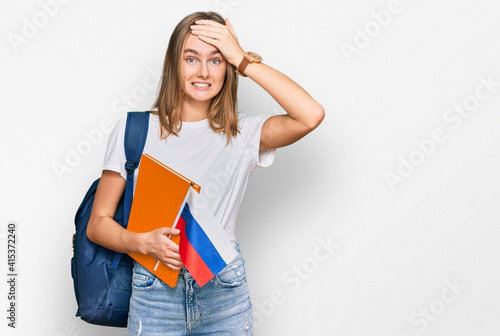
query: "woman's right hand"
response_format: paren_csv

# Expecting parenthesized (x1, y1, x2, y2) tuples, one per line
(140, 227, 184, 271)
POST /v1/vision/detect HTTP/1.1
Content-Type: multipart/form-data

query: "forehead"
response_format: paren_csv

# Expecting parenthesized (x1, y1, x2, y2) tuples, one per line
(183, 34, 220, 55)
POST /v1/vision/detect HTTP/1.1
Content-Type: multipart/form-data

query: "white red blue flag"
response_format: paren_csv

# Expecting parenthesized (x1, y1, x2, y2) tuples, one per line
(175, 188, 238, 287)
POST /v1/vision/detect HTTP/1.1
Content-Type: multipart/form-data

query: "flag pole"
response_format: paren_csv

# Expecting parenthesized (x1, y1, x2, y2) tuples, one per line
(153, 185, 193, 272)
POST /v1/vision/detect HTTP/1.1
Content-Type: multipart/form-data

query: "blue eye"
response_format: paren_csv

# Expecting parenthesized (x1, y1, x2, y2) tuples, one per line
(186, 57, 196, 64)
(210, 59, 221, 65)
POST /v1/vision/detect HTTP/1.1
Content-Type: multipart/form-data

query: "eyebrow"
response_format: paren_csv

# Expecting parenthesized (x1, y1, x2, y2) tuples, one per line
(183, 48, 221, 56)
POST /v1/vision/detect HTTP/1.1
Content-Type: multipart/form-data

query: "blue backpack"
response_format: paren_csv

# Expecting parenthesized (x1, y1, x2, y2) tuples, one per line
(71, 111, 149, 327)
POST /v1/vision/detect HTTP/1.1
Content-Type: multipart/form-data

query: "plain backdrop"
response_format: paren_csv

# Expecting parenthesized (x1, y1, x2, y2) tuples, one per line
(1, 0, 500, 335)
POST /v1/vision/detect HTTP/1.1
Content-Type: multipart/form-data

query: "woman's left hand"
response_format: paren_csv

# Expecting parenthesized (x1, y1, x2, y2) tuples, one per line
(190, 19, 245, 67)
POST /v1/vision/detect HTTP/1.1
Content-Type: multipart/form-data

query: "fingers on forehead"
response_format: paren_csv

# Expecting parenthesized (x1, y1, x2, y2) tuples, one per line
(195, 19, 225, 26)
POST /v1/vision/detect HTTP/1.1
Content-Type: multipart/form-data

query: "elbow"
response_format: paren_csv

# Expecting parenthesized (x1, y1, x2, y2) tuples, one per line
(306, 104, 325, 131)
(86, 218, 98, 244)
(315, 105, 326, 126)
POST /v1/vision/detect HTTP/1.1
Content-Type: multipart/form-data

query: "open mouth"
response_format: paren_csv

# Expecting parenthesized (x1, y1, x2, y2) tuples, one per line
(192, 82, 211, 88)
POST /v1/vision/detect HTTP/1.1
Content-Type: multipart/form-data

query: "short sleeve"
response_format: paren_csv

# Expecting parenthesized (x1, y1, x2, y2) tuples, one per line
(239, 114, 276, 172)
(103, 115, 128, 180)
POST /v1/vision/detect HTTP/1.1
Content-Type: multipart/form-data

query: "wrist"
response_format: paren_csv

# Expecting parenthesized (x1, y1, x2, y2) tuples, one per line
(231, 51, 246, 68)
(235, 51, 263, 77)
(127, 231, 149, 255)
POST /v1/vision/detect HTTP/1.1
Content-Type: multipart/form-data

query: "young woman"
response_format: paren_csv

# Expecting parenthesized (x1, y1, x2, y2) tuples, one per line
(87, 11, 324, 336)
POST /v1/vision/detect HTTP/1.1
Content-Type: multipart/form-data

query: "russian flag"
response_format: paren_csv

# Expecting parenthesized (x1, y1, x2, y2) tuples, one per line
(175, 188, 238, 287)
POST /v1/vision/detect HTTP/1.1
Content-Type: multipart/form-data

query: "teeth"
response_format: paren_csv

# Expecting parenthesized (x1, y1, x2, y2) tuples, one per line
(193, 83, 210, 88)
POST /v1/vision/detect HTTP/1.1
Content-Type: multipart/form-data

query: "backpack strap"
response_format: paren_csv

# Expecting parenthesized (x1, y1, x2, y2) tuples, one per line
(111, 111, 150, 270)
(123, 111, 150, 228)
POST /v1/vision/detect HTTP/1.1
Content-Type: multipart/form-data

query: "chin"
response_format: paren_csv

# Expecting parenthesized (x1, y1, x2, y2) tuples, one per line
(185, 88, 220, 103)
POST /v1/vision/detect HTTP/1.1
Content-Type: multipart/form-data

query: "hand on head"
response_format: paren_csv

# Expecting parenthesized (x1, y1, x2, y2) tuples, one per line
(190, 19, 245, 67)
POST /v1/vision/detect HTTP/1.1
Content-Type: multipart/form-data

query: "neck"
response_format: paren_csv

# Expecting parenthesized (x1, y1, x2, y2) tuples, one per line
(181, 98, 211, 122)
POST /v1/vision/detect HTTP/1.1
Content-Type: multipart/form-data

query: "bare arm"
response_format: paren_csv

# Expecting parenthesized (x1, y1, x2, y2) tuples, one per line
(86, 170, 184, 270)
(191, 19, 325, 150)
(242, 63, 325, 150)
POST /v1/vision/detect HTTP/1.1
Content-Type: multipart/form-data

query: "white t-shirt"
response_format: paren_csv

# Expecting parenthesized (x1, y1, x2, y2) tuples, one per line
(103, 113, 275, 244)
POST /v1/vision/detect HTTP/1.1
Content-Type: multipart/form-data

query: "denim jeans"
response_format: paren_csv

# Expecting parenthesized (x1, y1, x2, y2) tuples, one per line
(127, 243, 253, 335)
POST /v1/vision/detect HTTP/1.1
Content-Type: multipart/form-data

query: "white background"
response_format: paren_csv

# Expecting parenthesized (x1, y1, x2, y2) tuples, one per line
(1, 0, 500, 335)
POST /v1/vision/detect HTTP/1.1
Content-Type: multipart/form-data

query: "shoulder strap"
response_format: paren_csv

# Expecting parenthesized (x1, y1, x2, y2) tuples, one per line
(111, 111, 149, 270)
(123, 111, 150, 228)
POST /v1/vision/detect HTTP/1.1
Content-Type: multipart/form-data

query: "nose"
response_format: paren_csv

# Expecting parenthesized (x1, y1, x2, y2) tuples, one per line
(197, 61, 209, 79)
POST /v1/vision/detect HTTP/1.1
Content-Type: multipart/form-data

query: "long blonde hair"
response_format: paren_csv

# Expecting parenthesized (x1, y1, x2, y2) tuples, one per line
(151, 11, 239, 142)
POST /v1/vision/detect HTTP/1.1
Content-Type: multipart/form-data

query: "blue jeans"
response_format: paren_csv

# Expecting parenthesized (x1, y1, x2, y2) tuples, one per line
(127, 243, 253, 335)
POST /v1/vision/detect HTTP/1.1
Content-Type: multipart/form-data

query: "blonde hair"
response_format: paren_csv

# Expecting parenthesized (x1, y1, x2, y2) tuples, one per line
(151, 11, 239, 142)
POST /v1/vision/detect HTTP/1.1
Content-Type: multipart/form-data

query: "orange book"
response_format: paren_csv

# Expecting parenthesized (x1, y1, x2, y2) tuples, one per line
(126, 154, 201, 287)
